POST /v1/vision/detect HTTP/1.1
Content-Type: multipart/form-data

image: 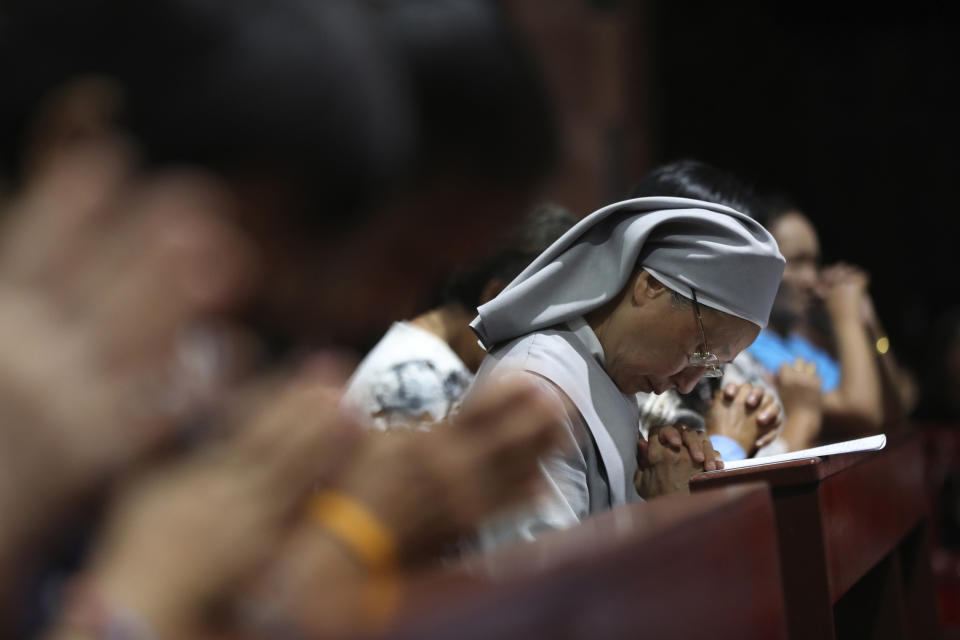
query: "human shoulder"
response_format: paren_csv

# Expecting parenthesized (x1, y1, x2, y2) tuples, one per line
(342, 322, 473, 430)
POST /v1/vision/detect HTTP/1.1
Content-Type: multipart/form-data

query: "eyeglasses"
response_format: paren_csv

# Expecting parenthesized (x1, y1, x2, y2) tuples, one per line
(689, 289, 724, 378)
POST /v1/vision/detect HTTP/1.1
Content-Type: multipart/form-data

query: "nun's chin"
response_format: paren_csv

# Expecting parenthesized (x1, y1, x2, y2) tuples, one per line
(631, 376, 653, 394)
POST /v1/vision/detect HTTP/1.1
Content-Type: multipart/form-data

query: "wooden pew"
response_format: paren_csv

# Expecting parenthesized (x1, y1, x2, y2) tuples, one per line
(916, 422, 960, 633)
(691, 432, 939, 639)
(377, 483, 787, 640)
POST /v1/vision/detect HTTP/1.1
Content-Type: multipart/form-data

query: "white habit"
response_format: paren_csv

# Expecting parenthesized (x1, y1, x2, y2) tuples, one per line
(473, 318, 643, 551)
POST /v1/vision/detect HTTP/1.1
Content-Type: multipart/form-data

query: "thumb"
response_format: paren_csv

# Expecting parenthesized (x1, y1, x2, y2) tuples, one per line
(637, 437, 650, 466)
(755, 429, 778, 451)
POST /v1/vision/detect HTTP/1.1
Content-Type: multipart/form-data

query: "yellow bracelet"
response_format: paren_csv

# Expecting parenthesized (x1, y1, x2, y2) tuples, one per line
(876, 336, 890, 354)
(308, 491, 398, 573)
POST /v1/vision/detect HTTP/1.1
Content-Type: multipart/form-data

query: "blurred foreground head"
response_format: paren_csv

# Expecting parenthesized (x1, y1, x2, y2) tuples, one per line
(0, 0, 556, 348)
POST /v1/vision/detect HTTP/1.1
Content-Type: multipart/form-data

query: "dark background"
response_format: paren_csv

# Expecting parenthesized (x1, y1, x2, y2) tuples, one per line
(643, 0, 960, 375)
(373, 1, 958, 393)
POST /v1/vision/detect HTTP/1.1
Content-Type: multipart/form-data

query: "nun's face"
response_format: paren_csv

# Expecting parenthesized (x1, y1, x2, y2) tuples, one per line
(591, 271, 759, 395)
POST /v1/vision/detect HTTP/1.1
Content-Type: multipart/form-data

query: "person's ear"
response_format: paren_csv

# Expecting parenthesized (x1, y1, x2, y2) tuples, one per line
(632, 270, 668, 305)
(23, 75, 124, 177)
(479, 278, 507, 305)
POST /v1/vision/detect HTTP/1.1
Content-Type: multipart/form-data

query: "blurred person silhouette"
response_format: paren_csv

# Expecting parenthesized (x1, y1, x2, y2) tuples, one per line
(753, 191, 916, 440)
(915, 308, 960, 595)
(466, 196, 785, 550)
(341, 204, 579, 431)
(0, 0, 565, 638)
(632, 160, 915, 451)
(1, 0, 556, 351)
(629, 160, 801, 459)
(917, 307, 960, 422)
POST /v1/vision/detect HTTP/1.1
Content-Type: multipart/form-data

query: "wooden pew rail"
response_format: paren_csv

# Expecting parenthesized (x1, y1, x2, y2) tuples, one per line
(374, 484, 787, 640)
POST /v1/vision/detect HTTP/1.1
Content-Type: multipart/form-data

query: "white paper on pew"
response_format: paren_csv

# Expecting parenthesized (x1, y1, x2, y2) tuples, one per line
(715, 434, 887, 471)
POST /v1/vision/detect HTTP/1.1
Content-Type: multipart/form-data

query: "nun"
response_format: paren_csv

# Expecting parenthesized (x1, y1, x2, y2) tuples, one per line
(468, 197, 785, 550)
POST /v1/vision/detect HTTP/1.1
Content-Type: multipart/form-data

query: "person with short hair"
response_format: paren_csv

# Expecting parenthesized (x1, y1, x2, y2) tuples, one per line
(342, 205, 578, 431)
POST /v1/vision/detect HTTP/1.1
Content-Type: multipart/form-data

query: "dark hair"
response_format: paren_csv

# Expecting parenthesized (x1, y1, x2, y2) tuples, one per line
(917, 307, 960, 420)
(441, 203, 578, 310)
(0, 0, 556, 230)
(756, 189, 804, 230)
(630, 159, 764, 221)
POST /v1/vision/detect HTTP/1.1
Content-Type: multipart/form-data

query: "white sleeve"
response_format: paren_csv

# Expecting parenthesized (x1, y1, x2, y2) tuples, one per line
(756, 436, 790, 457)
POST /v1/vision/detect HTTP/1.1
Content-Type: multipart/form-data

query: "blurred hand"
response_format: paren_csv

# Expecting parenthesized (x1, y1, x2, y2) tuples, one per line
(333, 375, 566, 559)
(0, 137, 258, 551)
(706, 382, 781, 456)
(860, 289, 880, 329)
(635, 424, 719, 499)
(243, 375, 568, 636)
(77, 367, 358, 640)
(819, 263, 869, 322)
(776, 359, 823, 450)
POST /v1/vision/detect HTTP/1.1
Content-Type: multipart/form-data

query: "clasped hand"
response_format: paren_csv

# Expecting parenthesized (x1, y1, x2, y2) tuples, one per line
(635, 423, 722, 500)
(706, 382, 782, 457)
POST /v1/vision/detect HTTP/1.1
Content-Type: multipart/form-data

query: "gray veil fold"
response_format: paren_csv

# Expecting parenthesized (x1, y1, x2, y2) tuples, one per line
(470, 197, 785, 351)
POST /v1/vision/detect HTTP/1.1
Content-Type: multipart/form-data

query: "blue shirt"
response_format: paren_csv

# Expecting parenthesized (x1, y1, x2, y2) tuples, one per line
(710, 435, 747, 461)
(746, 330, 841, 393)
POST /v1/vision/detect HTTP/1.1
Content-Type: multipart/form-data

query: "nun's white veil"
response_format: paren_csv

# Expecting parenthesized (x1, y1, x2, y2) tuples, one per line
(470, 197, 786, 351)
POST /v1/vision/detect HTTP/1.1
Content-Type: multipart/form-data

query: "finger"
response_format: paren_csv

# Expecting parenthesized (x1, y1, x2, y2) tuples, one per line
(657, 425, 684, 450)
(476, 388, 567, 461)
(681, 429, 706, 465)
(758, 393, 777, 410)
(464, 437, 551, 516)
(745, 385, 763, 409)
(0, 136, 136, 286)
(439, 393, 567, 529)
(755, 430, 778, 450)
(755, 394, 779, 424)
(86, 182, 259, 373)
(723, 382, 739, 401)
(636, 438, 650, 467)
(733, 382, 754, 408)
(459, 386, 568, 466)
(480, 464, 551, 522)
(451, 383, 568, 509)
(233, 379, 358, 476)
(770, 413, 783, 432)
(481, 412, 564, 491)
(757, 402, 781, 428)
(456, 373, 544, 431)
(699, 435, 720, 472)
(709, 444, 725, 471)
(220, 412, 347, 522)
